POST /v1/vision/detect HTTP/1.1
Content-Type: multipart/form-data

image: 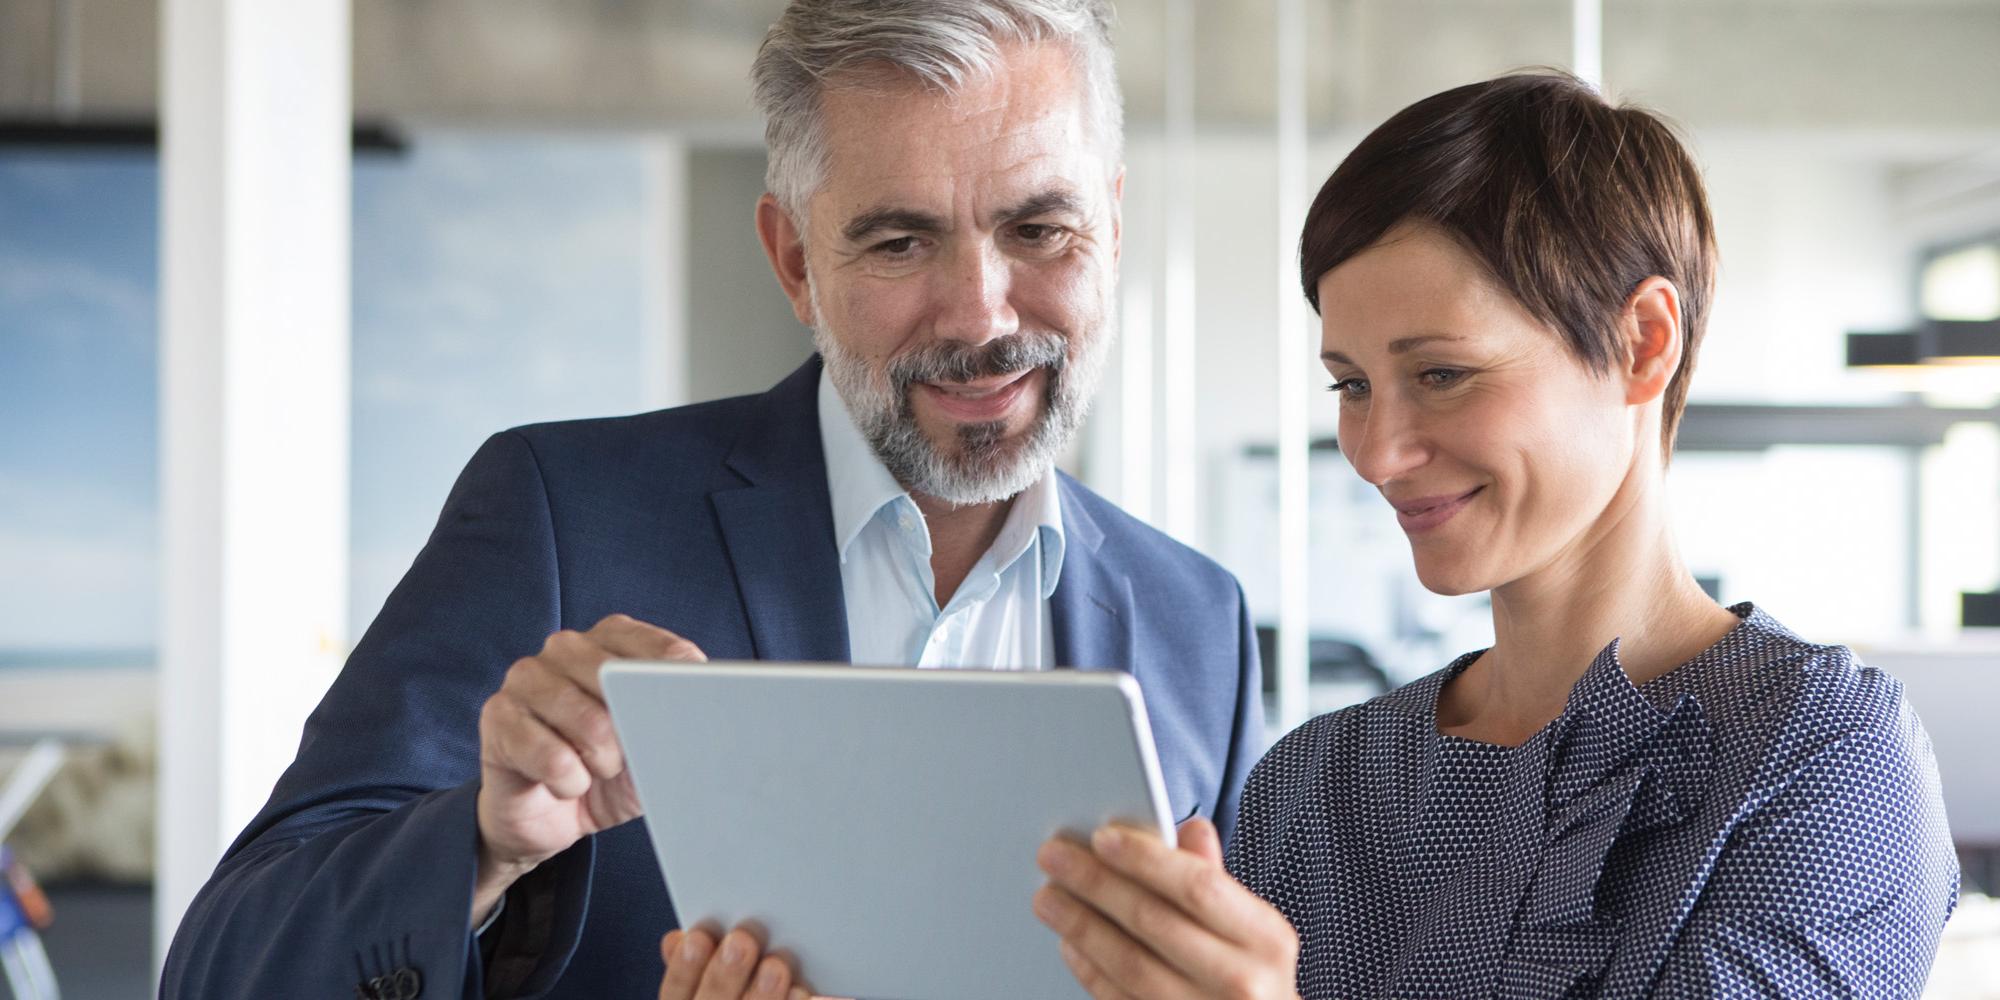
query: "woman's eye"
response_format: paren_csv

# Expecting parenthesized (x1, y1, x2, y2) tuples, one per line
(1327, 378, 1369, 398)
(1419, 368, 1465, 387)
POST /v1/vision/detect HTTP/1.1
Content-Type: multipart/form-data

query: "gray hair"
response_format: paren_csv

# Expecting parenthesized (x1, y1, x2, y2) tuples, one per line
(751, 0, 1124, 226)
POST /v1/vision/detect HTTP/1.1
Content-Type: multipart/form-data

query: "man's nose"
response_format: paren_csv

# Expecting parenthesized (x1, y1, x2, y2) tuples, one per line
(1344, 395, 1430, 488)
(931, 241, 1020, 346)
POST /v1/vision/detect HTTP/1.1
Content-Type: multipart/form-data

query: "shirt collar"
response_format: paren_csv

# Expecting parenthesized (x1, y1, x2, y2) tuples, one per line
(816, 367, 1067, 599)
(819, 367, 910, 562)
(991, 458, 1067, 600)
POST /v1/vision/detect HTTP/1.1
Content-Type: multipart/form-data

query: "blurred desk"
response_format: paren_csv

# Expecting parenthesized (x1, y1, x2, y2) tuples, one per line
(0, 667, 152, 746)
(0, 666, 155, 886)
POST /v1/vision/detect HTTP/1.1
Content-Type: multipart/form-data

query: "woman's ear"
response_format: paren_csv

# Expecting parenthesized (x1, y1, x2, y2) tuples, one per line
(1621, 276, 1683, 407)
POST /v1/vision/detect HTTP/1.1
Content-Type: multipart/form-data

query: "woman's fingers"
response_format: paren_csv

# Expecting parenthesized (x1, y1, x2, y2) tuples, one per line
(1040, 840, 1240, 988)
(1057, 937, 1144, 1000)
(1034, 882, 1196, 1000)
(1177, 816, 1224, 864)
(1038, 824, 1303, 999)
(1089, 824, 1295, 953)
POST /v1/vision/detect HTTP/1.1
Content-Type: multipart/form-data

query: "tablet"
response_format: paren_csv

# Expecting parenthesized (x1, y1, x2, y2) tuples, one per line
(600, 661, 1175, 1000)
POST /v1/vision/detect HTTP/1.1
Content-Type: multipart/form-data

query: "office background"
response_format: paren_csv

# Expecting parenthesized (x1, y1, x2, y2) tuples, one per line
(1, 0, 1998, 995)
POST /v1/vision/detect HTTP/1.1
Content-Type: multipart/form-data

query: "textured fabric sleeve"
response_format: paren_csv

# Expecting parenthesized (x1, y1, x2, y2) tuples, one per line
(1649, 702, 1959, 998)
(1223, 712, 1322, 904)
(1222, 749, 1275, 896)
(1211, 581, 1267, 848)
(160, 430, 597, 1000)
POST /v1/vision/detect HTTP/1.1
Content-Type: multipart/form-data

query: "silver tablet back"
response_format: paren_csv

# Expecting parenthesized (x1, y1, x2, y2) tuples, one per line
(601, 661, 1174, 1000)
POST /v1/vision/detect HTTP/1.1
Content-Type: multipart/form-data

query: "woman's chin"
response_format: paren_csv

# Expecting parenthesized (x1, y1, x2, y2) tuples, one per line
(1411, 557, 1494, 597)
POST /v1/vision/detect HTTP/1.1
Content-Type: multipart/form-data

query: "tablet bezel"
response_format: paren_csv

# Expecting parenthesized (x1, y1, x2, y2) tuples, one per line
(601, 661, 1175, 1000)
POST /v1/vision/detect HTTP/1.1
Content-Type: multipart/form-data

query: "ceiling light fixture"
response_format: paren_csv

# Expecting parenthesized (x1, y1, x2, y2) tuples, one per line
(1846, 319, 2000, 370)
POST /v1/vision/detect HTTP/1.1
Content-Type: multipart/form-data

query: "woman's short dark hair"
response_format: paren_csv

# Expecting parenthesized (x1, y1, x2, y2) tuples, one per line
(1299, 71, 1716, 455)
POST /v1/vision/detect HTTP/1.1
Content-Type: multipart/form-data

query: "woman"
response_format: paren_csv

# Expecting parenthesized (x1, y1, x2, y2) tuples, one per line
(1028, 72, 1960, 998)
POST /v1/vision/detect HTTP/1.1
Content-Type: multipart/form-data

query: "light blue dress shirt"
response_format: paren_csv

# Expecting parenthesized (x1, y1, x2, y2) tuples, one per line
(817, 368, 1065, 669)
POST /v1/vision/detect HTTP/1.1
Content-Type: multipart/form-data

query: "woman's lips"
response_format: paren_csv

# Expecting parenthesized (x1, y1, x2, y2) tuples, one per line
(1391, 486, 1483, 533)
(916, 368, 1041, 423)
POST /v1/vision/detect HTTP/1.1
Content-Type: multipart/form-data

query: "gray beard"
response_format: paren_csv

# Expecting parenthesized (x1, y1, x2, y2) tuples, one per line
(812, 307, 1110, 508)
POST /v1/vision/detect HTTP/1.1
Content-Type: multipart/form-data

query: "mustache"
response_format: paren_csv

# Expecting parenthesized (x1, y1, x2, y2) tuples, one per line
(885, 332, 1068, 392)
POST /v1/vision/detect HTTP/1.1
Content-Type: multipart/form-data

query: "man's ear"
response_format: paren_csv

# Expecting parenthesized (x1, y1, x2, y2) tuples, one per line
(1621, 276, 1683, 407)
(755, 193, 817, 328)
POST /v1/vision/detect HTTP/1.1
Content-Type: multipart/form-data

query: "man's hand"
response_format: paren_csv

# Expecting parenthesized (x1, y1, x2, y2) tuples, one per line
(471, 614, 706, 925)
(1034, 818, 1302, 1000)
(658, 927, 811, 1000)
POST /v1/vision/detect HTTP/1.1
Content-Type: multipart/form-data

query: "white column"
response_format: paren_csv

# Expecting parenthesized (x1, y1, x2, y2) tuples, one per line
(1573, 0, 1604, 92)
(1118, 275, 1156, 522)
(639, 135, 690, 411)
(1160, 0, 1200, 545)
(1273, 0, 1312, 735)
(157, 0, 352, 970)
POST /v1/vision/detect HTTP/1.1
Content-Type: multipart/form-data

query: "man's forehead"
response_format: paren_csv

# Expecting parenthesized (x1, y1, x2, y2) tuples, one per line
(824, 144, 1099, 200)
(819, 77, 1090, 162)
(815, 111, 1106, 223)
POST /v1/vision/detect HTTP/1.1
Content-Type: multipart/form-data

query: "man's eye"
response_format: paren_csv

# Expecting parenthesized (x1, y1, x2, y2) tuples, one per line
(873, 236, 920, 256)
(1015, 224, 1066, 246)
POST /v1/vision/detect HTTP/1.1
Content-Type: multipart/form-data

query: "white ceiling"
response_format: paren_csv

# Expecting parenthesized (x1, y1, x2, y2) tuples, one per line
(1, 0, 1996, 132)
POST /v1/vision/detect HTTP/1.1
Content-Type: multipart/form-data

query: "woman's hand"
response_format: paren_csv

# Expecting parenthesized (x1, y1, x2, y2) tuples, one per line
(1034, 818, 1302, 1000)
(657, 926, 810, 1000)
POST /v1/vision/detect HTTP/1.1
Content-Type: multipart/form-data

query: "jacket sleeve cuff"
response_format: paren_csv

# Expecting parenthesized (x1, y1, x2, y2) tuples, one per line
(464, 792, 597, 999)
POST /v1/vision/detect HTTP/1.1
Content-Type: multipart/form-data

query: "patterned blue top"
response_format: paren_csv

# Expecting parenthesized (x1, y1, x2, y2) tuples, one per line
(1225, 604, 1960, 998)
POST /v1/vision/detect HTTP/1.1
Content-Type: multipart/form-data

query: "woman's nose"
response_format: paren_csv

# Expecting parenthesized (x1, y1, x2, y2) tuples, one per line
(1343, 397, 1429, 487)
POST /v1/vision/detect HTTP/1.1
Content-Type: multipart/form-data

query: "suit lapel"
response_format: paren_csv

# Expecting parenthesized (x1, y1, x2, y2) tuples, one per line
(710, 358, 851, 664)
(1050, 478, 1136, 677)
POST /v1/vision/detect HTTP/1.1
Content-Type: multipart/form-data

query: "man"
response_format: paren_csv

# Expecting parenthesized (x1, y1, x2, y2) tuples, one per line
(162, 2, 1263, 997)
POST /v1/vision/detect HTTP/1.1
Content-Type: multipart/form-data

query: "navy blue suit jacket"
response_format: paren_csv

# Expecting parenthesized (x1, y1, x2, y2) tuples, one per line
(162, 357, 1264, 999)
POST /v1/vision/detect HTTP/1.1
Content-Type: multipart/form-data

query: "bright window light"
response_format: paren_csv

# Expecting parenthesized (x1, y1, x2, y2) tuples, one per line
(1921, 242, 2000, 322)
(1921, 422, 2000, 633)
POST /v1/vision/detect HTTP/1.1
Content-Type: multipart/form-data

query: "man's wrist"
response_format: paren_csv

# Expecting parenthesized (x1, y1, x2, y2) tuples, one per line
(471, 845, 543, 927)
(473, 892, 507, 938)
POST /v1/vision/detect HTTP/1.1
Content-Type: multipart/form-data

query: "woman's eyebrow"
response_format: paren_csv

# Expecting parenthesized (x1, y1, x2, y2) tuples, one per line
(1321, 333, 1464, 365)
(1388, 333, 1464, 354)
